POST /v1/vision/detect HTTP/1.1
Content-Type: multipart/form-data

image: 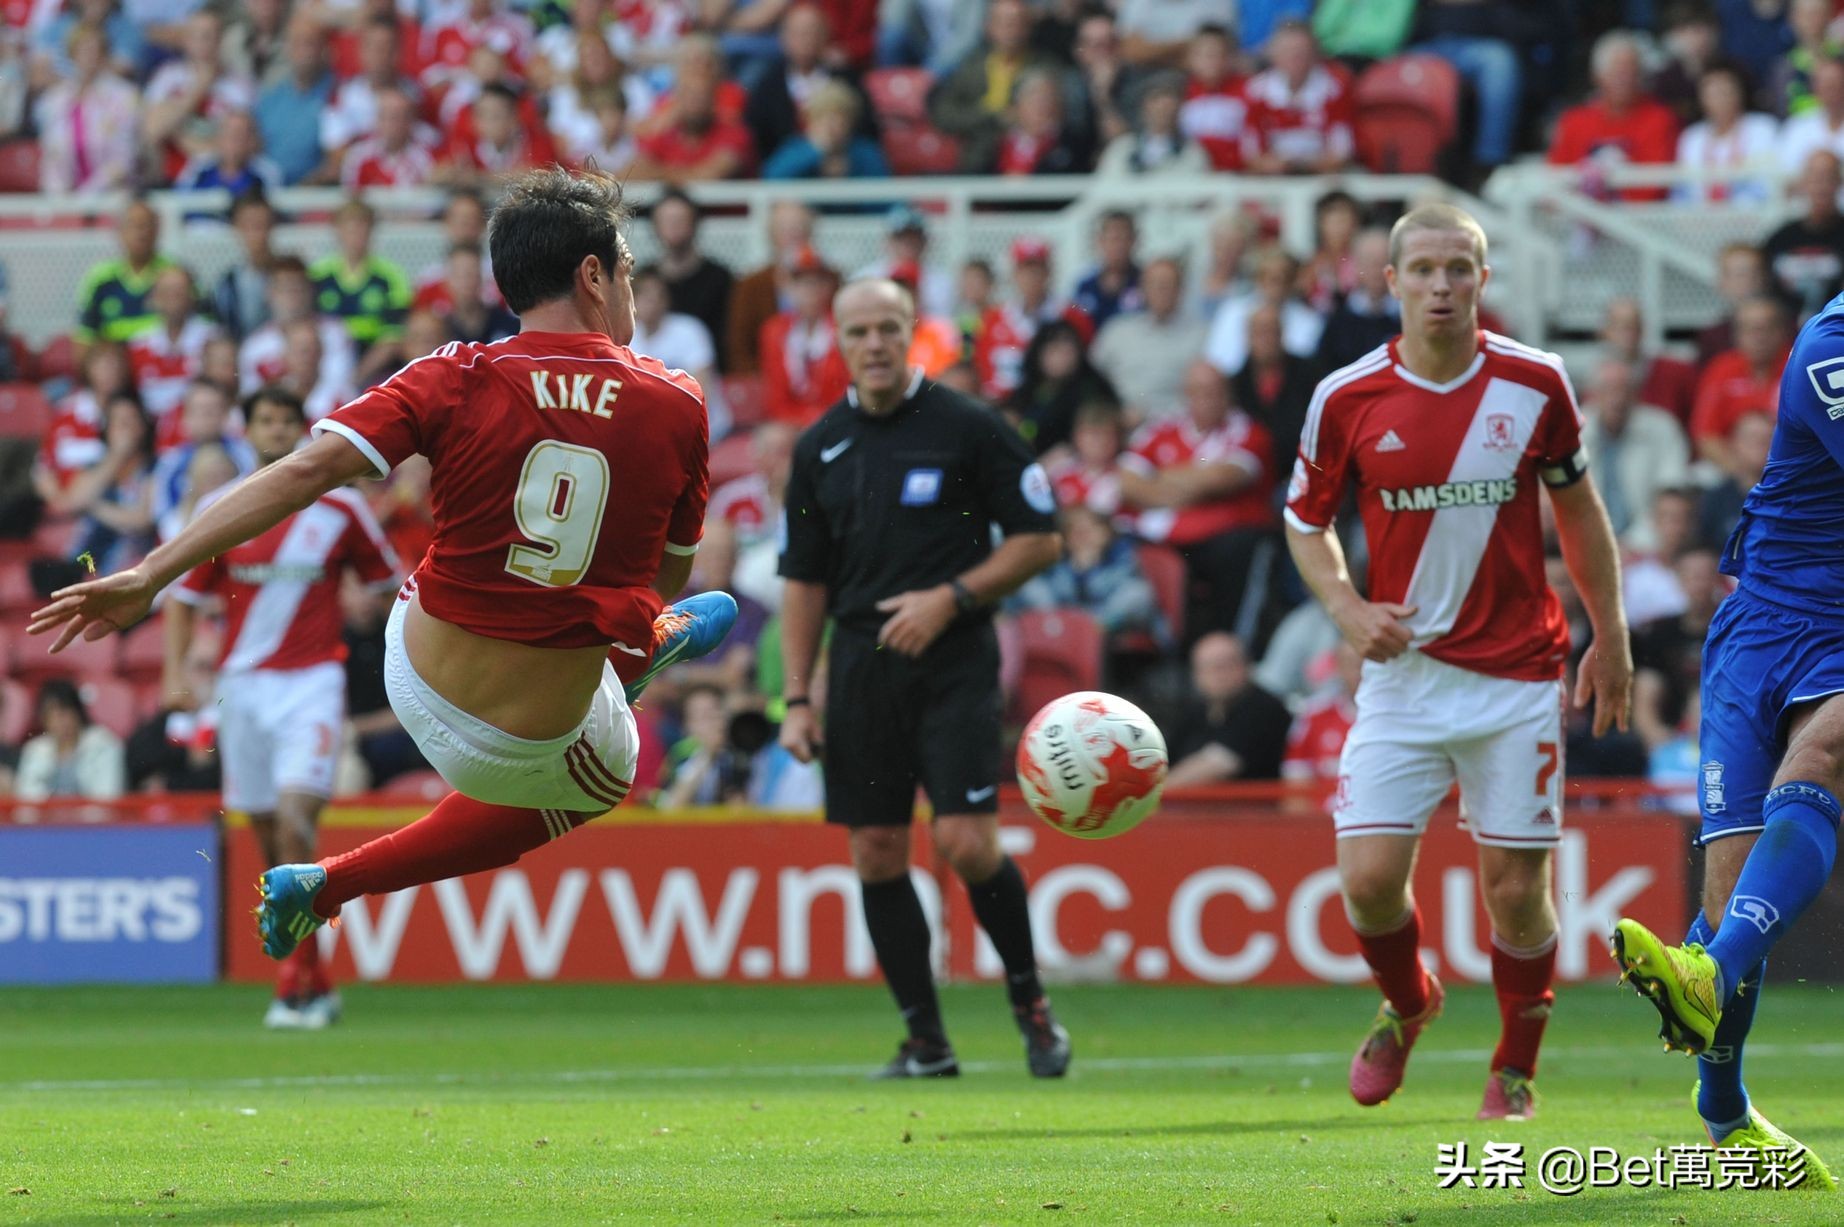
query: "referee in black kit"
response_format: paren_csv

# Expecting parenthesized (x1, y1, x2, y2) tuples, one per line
(778, 278, 1070, 1079)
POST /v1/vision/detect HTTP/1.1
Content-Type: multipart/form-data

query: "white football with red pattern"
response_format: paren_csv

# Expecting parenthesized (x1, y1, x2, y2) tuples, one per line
(1016, 691, 1167, 840)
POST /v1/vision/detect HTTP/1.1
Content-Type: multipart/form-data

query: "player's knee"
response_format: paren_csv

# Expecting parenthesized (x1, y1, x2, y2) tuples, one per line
(1339, 864, 1410, 924)
(1480, 871, 1549, 931)
(1777, 740, 1844, 798)
(932, 823, 1000, 881)
(850, 827, 910, 881)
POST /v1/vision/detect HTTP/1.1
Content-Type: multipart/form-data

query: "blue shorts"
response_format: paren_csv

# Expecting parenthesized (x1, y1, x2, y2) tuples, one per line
(1698, 587, 1844, 844)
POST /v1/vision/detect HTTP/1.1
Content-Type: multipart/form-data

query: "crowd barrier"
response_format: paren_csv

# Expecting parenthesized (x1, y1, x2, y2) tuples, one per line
(1, 784, 1707, 988)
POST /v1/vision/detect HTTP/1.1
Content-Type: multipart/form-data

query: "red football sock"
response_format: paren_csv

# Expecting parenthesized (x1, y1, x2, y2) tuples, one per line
(1353, 905, 1431, 1018)
(312, 793, 589, 918)
(1490, 932, 1557, 1077)
(275, 949, 302, 1001)
(291, 932, 331, 998)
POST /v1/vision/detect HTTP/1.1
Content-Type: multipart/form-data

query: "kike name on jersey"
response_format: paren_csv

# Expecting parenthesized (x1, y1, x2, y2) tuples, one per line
(529, 371, 625, 417)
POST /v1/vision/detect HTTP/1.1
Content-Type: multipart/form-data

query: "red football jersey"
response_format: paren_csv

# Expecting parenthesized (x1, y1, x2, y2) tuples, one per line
(1123, 411, 1273, 546)
(173, 487, 398, 673)
(1281, 691, 1355, 783)
(1180, 78, 1250, 171)
(1285, 333, 1586, 682)
(709, 472, 773, 539)
(312, 331, 710, 652)
(1243, 64, 1354, 166)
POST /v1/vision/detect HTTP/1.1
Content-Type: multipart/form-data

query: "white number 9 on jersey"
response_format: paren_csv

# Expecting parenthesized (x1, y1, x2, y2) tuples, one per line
(505, 440, 611, 588)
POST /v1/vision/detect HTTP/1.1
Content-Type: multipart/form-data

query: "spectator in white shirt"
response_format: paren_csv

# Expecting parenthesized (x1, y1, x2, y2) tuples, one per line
(34, 25, 139, 192)
(629, 264, 731, 441)
(1089, 256, 1208, 425)
(1780, 54, 1844, 174)
(1203, 246, 1324, 377)
(1115, 0, 1235, 69)
(1674, 65, 1778, 202)
(1581, 357, 1690, 553)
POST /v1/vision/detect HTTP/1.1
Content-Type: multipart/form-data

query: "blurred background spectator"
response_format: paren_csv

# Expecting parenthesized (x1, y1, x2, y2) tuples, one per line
(16, 679, 125, 802)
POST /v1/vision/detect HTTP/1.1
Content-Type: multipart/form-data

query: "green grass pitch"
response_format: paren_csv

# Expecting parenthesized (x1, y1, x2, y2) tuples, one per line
(4, 981, 1843, 1224)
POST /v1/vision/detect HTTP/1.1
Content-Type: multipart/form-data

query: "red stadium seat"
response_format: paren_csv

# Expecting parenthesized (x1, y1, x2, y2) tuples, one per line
(1110, 544, 1187, 655)
(32, 517, 75, 557)
(76, 677, 137, 738)
(118, 624, 166, 686)
(708, 431, 755, 490)
(1353, 55, 1460, 174)
(1007, 609, 1105, 725)
(0, 562, 35, 618)
(722, 374, 764, 431)
(12, 626, 117, 683)
(0, 140, 39, 193)
(882, 123, 961, 176)
(0, 677, 29, 744)
(379, 769, 452, 801)
(35, 335, 76, 383)
(0, 382, 51, 438)
(864, 67, 934, 124)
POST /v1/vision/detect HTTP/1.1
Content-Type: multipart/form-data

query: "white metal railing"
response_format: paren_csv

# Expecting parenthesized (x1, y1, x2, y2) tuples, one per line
(0, 165, 1786, 352)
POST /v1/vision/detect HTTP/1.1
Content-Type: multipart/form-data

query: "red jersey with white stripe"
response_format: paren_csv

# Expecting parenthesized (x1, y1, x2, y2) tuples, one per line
(41, 391, 106, 487)
(709, 471, 774, 542)
(340, 136, 439, 189)
(1243, 64, 1354, 165)
(173, 487, 398, 673)
(973, 301, 1090, 402)
(1180, 78, 1250, 171)
(1285, 333, 1586, 682)
(420, 12, 531, 89)
(1046, 456, 1123, 516)
(129, 317, 218, 443)
(1282, 691, 1355, 783)
(312, 331, 710, 652)
(1124, 411, 1273, 546)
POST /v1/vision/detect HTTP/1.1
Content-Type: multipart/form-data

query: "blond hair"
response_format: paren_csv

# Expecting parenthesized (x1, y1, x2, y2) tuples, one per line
(1387, 203, 1488, 267)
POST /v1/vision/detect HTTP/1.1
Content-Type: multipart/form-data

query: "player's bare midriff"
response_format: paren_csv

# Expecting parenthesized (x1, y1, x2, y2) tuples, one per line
(399, 588, 611, 741)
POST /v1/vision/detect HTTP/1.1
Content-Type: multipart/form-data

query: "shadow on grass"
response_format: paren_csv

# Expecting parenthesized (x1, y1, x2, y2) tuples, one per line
(943, 1114, 1452, 1143)
(45, 1199, 390, 1225)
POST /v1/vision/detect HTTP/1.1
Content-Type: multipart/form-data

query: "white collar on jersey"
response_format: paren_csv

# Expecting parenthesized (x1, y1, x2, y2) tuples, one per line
(846, 366, 926, 409)
(1392, 349, 1486, 394)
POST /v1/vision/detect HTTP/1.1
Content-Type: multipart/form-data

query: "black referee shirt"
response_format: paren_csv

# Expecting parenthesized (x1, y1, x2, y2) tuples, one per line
(778, 369, 1060, 635)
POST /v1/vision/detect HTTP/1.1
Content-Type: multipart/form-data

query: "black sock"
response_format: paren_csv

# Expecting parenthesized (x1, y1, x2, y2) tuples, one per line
(860, 874, 946, 1045)
(967, 856, 1042, 1009)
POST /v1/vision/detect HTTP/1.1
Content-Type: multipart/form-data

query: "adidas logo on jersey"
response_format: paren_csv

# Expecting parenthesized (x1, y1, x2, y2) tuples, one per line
(1375, 430, 1406, 452)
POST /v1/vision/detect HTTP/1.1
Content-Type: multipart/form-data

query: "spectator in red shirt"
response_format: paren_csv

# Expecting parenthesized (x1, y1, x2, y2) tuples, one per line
(1599, 296, 1700, 426)
(993, 67, 1090, 175)
(973, 238, 1093, 402)
(630, 41, 757, 181)
(1691, 295, 1790, 474)
(1047, 400, 1128, 517)
(1119, 359, 1275, 643)
(420, 0, 531, 94)
(758, 248, 847, 427)
(1280, 643, 1360, 811)
(327, 0, 424, 83)
(1697, 241, 1771, 368)
(340, 86, 438, 188)
(1242, 19, 1353, 175)
(1547, 29, 1680, 200)
(321, 16, 425, 163)
(1178, 24, 1248, 171)
(439, 82, 557, 183)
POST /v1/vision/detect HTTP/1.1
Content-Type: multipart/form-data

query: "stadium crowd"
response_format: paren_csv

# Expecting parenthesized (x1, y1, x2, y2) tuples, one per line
(0, 0, 1837, 815)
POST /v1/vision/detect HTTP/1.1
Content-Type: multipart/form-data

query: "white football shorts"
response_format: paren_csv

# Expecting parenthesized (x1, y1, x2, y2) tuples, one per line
(217, 662, 347, 812)
(1333, 649, 1565, 848)
(384, 590, 637, 818)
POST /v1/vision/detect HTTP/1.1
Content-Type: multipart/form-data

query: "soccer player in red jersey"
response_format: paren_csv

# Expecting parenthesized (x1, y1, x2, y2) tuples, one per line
(30, 169, 736, 958)
(1284, 204, 1632, 1119)
(165, 386, 399, 1028)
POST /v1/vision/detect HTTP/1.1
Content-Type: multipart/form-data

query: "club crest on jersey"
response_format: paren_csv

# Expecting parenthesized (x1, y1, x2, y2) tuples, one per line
(1702, 760, 1726, 813)
(1483, 412, 1518, 451)
(1806, 356, 1844, 418)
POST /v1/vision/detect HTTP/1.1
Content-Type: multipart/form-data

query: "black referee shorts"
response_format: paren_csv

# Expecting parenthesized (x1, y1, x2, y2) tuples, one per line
(822, 621, 1003, 827)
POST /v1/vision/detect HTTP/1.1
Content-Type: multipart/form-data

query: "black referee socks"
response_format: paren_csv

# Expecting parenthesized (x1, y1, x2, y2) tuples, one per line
(968, 857, 1044, 1009)
(860, 873, 947, 1045)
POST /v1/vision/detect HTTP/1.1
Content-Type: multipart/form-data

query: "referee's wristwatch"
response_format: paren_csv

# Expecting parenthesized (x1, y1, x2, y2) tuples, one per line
(950, 579, 980, 615)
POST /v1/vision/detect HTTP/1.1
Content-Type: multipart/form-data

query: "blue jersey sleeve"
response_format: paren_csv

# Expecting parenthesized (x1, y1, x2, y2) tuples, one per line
(1789, 310, 1844, 472)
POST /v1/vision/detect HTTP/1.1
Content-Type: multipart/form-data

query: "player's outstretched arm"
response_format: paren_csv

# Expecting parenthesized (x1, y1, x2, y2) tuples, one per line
(27, 434, 378, 652)
(1549, 477, 1632, 736)
(1284, 522, 1416, 662)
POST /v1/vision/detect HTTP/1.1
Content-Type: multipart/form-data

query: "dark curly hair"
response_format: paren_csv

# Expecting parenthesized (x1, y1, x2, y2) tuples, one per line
(487, 168, 632, 314)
